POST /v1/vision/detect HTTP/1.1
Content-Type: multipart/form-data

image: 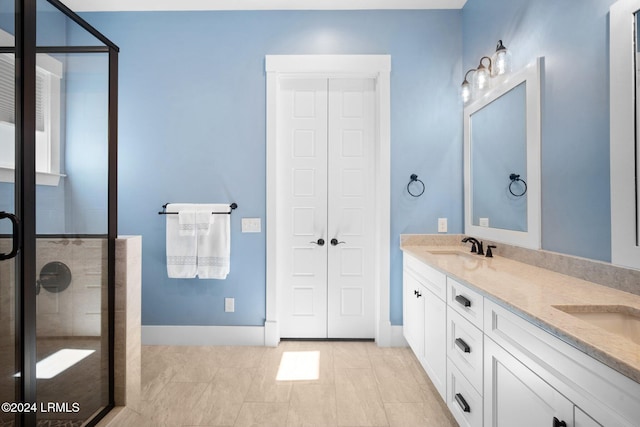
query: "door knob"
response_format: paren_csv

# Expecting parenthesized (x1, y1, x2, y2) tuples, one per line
(330, 238, 346, 246)
(310, 238, 325, 246)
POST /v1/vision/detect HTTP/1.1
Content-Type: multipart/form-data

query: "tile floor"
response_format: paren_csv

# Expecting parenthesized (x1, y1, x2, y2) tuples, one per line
(103, 341, 458, 426)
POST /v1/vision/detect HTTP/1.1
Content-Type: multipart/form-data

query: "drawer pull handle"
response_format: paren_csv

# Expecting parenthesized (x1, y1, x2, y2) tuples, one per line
(455, 393, 470, 413)
(455, 338, 471, 353)
(455, 294, 471, 307)
(553, 417, 567, 427)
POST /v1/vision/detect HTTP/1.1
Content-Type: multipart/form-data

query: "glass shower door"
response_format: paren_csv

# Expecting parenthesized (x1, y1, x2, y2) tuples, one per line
(34, 50, 111, 426)
(0, 16, 17, 425)
(35, 0, 114, 423)
(0, 0, 117, 425)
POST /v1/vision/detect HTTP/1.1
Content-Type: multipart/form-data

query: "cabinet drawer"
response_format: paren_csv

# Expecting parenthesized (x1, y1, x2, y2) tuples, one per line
(404, 253, 446, 300)
(447, 358, 483, 427)
(448, 277, 484, 329)
(447, 306, 483, 394)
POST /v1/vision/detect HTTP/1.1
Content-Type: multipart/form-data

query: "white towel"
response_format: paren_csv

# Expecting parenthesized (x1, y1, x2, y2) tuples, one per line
(197, 204, 231, 279)
(195, 210, 211, 235)
(166, 203, 198, 278)
(178, 210, 196, 236)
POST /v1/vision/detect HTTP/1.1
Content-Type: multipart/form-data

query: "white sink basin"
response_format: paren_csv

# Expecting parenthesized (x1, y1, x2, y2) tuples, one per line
(553, 305, 640, 345)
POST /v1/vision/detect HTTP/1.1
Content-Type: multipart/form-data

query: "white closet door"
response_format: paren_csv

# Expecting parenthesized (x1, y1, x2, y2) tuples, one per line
(327, 78, 375, 339)
(277, 77, 375, 339)
(278, 78, 329, 338)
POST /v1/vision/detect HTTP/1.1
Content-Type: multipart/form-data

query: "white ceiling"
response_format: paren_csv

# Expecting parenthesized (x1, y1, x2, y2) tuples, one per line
(62, 0, 467, 12)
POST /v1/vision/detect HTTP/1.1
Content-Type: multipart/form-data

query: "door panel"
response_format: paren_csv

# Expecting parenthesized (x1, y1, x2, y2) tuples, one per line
(278, 78, 328, 338)
(327, 79, 375, 338)
(278, 77, 375, 339)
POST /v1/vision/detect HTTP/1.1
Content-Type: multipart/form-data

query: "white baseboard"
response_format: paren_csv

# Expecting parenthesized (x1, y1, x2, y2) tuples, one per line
(264, 320, 279, 347)
(142, 325, 265, 346)
(141, 324, 407, 347)
(389, 325, 408, 347)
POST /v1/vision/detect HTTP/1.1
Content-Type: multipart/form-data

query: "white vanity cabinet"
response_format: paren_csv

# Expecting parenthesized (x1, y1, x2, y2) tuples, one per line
(484, 336, 573, 427)
(484, 299, 640, 427)
(402, 250, 640, 427)
(402, 254, 447, 399)
(446, 278, 484, 427)
(574, 408, 602, 427)
(403, 271, 425, 356)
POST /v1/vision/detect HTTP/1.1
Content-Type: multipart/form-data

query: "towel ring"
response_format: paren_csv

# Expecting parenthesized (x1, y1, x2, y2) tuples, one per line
(407, 174, 425, 197)
(509, 173, 527, 197)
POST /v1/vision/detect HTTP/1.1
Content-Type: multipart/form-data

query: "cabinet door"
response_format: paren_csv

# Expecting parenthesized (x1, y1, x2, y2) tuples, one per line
(403, 271, 424, 357)
(423, 287, 447, 399)
(575, 407, 602, 427)
(484, 337, 573, 427)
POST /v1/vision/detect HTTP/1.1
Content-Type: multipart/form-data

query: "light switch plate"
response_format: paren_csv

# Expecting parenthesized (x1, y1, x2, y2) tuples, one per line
(242, 218, 261, 233)
(225, 298, 235, 313)
(438, 218, 447, 233)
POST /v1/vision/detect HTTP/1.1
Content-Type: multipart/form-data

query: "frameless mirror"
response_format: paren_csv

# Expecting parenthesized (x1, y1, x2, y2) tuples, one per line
(464, 57, 542, 249)
(610, 0, 640, 269)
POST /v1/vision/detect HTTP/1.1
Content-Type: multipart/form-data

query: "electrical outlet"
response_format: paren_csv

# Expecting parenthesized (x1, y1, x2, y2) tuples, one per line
(479, 218, 490, 227)
(438, 218, 447, 233)
(225, 298, 235, 313)
(241, 218, 261, 233)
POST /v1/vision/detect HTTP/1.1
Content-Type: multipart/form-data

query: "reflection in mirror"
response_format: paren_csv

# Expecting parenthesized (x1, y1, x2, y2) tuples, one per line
(610, 0, 640, 269)
(464, 57, 542, 249)
(471, 82, 527, 231)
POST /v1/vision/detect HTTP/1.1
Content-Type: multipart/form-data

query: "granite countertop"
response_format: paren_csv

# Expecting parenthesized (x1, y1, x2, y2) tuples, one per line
(401, 243, 640, 384)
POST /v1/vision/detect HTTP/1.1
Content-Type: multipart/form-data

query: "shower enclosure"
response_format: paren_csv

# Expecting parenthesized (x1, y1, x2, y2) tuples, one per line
(0, 0, 118, 425)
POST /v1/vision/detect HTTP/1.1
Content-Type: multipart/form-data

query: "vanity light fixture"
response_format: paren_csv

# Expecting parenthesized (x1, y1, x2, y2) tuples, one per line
(461, 69, 475, 104)
(491, 40, 512, 77)
(461, 40, 512, 104)
(473, 56, 492, 92)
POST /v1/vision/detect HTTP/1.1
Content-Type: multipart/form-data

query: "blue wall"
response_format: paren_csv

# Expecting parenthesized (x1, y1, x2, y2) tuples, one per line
(81, 10, 464, 327)
(462, 0, 614, 261)
(3, 0, 620, 328)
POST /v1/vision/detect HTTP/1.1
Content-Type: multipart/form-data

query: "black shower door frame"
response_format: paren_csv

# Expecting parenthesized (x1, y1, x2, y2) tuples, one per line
(10, 0, 119, 425)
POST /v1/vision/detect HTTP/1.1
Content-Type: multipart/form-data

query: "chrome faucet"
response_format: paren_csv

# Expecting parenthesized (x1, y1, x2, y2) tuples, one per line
(461, 237, 484, 256)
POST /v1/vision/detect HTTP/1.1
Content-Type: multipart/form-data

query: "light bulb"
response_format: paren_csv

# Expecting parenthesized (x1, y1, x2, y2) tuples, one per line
(461, 82, 471, 104)
(460, 69, 475, 104)
(474, 67, 490, 91)
(491, 40, 512, 77)
(472, 57, 492, 92)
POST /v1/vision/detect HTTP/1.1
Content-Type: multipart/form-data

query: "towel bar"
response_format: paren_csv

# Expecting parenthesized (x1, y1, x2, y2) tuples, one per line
(158, 203, 237, 215)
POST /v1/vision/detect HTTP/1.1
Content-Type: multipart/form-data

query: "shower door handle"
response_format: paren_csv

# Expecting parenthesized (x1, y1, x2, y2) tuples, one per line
(0, 211, 20, 260)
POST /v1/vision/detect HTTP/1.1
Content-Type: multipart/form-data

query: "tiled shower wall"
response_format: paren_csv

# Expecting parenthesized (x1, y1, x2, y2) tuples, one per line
(114, 235, 142, 407)
(0, 237, 107, 337)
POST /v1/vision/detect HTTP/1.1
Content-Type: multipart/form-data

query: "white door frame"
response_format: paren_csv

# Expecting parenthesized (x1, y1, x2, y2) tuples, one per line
(265, 55, 391, 346)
